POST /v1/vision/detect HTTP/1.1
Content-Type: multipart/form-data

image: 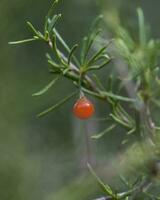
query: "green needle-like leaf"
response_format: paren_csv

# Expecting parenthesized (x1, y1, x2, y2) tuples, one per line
(52, 35, 67, 66)
(110, 114, 131, 128)
(83, 29, 101, 64)
(87, 163, 116, 198)
(48, 59, 61, 70)
(80, 37, 88, 65)
(48, 14, 62, 33)
(92, 124, 116, 139)
(90, 14, 103, 32)
(81, 15, 103, 64)
(68, 44, 78, 65)
(137, 8, 146, 47)
(92, 74, 105, 90)
(119, 175, 130, 188)
(27, 21, 39, 36)
(63, 68, 71, 75)
(87, 46, 108, 66)
(127, 128, 136, 135)
(53, 28, 80, 66)
(32, 76, 59, 96)
(81, 87, 136, 102)
(45, 0, 59, 30)
(9, 38, 38, 45)
(101, 91, 136, 102)
(37, 91, 77, 117)
(85, 59, 111, 72)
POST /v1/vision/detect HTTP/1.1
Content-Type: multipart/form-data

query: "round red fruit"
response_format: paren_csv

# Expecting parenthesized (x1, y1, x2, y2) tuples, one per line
(73, 96, 95, 119)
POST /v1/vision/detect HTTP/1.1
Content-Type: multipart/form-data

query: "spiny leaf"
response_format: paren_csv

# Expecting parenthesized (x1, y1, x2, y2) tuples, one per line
(82, 29, 102, 64)
(37, 91, 77, 117)
(85, 58, 111, 72)
(137, 7, 146, 47)
(90, 14, 103, 33)
(116, 27, 135, 51)
(53, 28, 70, 51)
(86, 29, 102, 53)
(81, 87, 106, 100)
(119, 175, 130, 188)
(127, 128, 136, 135)
(106, 75, 114, 91)
(48, 14, 62, 33)
(121, 139, 128, 145)
(92, 74, 105, 90)
(87, 163, 116, 198)
(82, 87, 136, 102)
(26, 21, 45, 40)
(87, 46, 109, 66)
(100, 91, 136, 102)
(32, 76, 59, 96)
(26, 21, 39, 36)
(9, 37, 38, 45)
(45, 0, 59, 30)
(80, 37, 88, 64)
(94, 54, 111, 63)
(68, 44, 78, 65)
(53, 28, 80, 66)
(81, 15, 103, 64)
(52, 34, 66, 65)
(62, 68, 71, 75)
(118, 187, 138, 199)
(48, 59, 61, 70)
(92, 124, 116, 139)
(110, 114, 132, 128)
(114, 104, 134, 125)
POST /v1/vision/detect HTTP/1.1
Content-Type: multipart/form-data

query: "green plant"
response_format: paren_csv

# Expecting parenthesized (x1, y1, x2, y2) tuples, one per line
(9, 1, 160, 199)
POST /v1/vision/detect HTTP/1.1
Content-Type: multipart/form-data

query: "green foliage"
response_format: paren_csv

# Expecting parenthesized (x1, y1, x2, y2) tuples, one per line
(9, 1, 160, 199)
(37, 91, 77, 117)
(32, 76, 59, 96)
(115, 8, 160, 104)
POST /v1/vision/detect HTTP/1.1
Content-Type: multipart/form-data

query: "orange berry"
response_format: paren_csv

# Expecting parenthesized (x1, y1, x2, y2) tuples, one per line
(73, 96, 95, 119)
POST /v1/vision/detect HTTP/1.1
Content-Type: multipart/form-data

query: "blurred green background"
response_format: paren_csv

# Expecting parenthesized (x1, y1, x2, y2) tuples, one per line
(0, 0, 160, 199)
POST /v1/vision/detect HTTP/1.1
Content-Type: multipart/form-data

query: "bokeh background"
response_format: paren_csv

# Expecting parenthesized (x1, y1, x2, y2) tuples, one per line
(0, 0, 160, 199)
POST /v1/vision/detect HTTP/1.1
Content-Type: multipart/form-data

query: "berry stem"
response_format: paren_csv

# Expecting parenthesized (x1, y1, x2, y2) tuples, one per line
(83, 121, 92, 165)
(79, 70, 84, 97)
